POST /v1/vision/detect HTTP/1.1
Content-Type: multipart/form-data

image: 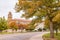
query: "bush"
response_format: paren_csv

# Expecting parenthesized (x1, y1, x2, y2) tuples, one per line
(26, 29, 34, 32)
(43, 28, 47, 31)
(0, 17, 8, 32)
(38, 28, 42, 31)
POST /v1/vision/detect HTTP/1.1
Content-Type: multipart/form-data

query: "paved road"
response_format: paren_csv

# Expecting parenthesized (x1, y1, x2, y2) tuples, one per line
(0, 32, 46, 40)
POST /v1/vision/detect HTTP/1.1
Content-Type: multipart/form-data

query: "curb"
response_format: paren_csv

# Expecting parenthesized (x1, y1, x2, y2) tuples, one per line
(29, 32, 48, 40)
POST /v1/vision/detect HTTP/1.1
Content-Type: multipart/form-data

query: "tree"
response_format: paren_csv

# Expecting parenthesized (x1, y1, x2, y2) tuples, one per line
(9, 21, 18, 31)
(53, 13, 60, 35)
(0, 17, 8, 32)
(45, 17, 60, 35)
(45, 18, 50, 29)
(15, 0, 60, 38)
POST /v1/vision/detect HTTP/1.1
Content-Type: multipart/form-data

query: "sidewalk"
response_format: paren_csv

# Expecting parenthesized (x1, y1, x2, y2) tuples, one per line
(29, 32, 48, 40)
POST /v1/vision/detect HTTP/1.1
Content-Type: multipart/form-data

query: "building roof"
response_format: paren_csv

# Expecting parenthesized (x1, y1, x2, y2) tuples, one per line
(11, 18, 31, 22)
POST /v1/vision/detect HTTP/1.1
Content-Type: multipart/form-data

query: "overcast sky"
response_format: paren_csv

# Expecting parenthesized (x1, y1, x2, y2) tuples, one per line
(0, 0, 25, 19)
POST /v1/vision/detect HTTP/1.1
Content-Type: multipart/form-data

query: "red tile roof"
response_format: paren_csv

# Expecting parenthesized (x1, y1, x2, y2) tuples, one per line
(11, 18, 31, 22)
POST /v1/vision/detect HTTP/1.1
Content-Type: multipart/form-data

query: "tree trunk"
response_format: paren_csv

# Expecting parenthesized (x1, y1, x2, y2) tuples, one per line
(56, 28, 58, 35)
(12, 29, 14, 33)
(50, 21, 54, 38)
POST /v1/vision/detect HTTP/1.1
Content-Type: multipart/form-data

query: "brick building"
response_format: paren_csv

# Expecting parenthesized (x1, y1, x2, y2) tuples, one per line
(7, 12, 31, 29)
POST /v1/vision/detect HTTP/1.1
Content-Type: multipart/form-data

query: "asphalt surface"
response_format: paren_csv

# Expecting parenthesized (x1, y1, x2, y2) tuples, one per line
(0, 32, 45, 40)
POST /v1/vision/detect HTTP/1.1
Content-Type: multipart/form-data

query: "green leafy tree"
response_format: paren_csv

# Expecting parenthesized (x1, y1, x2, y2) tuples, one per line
(15, 0, 60, 38)
(0, 17, 8, 32)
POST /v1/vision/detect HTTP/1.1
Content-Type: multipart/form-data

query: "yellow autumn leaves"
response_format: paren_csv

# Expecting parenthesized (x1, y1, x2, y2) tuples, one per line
(53, 13, 60, 22)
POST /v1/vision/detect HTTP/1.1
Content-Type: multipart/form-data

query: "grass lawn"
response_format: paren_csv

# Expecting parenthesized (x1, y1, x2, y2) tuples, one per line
(0, 31, 36, 35)
(43, 33, 60, 40)
(0, 32, 15, 34)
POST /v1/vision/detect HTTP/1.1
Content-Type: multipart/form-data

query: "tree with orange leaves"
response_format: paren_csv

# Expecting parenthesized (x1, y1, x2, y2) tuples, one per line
(9, 21, 18, 31)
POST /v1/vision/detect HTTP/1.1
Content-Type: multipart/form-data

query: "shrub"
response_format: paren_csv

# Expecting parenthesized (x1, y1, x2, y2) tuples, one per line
(38, 28, 42, 31)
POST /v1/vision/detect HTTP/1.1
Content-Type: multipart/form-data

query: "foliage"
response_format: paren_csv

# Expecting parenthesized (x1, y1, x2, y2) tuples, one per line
(15, 0, 60, 38)
(26, 24, 35, 31)
(9, 21, 18, 31)
(45, 18, 50, 29)
(38, 28, 42, 31)
(0, 17, 8, 31)
(43, 28, 47, 31)
(45, 17, 60, 30)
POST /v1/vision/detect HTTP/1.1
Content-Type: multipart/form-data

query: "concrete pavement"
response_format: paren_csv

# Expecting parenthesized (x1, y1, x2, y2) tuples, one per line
(29, 32, 48, 40)
(0, 32, 48, 40)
